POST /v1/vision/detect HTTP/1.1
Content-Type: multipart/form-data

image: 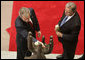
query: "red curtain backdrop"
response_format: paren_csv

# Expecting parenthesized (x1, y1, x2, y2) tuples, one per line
(6, 1, 84, 55)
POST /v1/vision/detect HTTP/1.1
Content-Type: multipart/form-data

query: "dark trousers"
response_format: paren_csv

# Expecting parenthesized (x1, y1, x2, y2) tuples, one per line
(16, 38, 32, 59)
(62, 42, 77, 59)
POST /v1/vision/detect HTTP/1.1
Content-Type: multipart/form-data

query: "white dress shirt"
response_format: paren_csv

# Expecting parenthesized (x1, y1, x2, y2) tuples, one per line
(65, 13, 75, 23)
(29, 18, 33, 24)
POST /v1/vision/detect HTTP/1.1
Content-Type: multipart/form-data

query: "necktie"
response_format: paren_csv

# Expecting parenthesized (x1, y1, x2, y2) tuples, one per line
(28, 21, 33, 29)
(60, 16, 68, 27)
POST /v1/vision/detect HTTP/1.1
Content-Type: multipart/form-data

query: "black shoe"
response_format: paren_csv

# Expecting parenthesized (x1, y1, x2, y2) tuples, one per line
(56, 55, 64, 59)
(25, 51, 32, 57)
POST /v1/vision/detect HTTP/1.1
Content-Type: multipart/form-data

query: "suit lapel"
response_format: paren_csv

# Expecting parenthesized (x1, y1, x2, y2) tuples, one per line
(60, 17, 73, 28)
(59, 15, 65, 26)
(29, 8, 34, 25)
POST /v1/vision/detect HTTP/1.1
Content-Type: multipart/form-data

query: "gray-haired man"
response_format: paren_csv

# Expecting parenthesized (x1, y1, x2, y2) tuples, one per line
(15, 7, 42, 59)
(55, 2, 81, 59)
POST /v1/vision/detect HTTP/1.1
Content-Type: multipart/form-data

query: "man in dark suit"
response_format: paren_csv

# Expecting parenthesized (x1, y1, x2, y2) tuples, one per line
(15, 7, 42, 59)
(55, 2, 81, 59)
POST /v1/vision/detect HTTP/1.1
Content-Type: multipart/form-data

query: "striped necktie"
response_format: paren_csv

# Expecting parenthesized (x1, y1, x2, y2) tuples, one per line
(60, 16, 68, 27)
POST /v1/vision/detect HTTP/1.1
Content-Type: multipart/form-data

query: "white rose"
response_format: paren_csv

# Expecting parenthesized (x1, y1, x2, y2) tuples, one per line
(55, 24, 60, 31)
(55, 24, 59, 28)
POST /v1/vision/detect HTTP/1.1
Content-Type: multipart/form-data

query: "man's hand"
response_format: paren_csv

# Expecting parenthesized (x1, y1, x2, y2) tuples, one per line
(35, 41, 45, 48)
(37, 31, 41, 37)
(39, 42, 45, 48)
(56, 31, 63, 38)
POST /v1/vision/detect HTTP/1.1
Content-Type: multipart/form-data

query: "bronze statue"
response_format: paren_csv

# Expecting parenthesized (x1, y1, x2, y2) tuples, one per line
(42, 35, 53, 54)
(24, 32, 53, 59)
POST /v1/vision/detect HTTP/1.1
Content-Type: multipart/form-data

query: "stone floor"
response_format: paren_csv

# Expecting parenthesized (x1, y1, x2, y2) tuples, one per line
(1, 51, 83, 59)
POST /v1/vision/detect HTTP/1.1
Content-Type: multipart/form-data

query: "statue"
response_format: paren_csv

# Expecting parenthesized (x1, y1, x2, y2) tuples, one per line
(24, 32, 54, 59)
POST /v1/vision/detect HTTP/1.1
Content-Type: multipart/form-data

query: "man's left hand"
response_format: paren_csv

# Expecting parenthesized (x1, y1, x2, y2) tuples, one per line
(37, 31, 41, 37)
(56, 31, 63, 38)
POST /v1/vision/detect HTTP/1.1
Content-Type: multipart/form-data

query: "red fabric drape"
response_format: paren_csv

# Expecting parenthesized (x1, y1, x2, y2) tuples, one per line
(6, 1, 84, 55)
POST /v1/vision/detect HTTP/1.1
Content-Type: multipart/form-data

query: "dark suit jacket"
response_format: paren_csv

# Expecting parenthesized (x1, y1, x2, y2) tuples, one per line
(58, 11, 81, 44)
(15, 8, 40, 49)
